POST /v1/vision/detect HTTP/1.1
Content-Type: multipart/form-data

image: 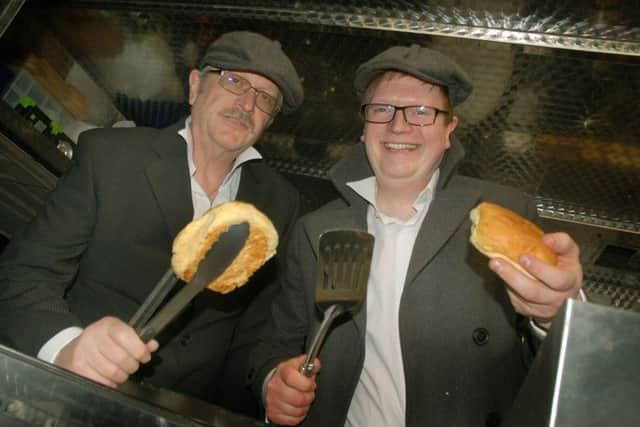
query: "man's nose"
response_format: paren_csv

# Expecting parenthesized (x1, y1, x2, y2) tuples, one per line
(236, 88, 257, 112)
(390, 108, 411, 132)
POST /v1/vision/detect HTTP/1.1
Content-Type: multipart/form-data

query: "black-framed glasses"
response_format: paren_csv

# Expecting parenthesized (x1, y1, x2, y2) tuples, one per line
(204, 67, 279, 115)
(361, 103, 449, 127)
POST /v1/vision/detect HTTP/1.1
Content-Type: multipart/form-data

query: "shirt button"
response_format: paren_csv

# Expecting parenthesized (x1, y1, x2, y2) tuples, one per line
(472, 327, 489, 345)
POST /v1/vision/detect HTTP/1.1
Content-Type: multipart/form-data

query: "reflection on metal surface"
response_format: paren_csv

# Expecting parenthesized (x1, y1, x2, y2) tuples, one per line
(1, 3, 639, 238)
(0, 0, 25, 39)
(186, 4, 640, 56)
(63, 0, 640, 56)
(585, 280, 640, 311)
(0, 345, 265, 426)
(504, 299, 640, 427)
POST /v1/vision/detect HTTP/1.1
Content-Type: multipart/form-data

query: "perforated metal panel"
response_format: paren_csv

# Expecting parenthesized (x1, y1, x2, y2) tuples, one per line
(1, 1, 639, 289)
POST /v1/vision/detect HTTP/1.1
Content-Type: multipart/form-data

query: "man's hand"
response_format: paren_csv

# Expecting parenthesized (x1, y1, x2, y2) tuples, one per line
(55, 316, 159, 387)
(490, 232, 584, 328)
(265, 354, 320, 426)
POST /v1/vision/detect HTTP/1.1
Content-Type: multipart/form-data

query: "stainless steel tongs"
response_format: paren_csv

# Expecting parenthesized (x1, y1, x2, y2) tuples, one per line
(128, 222, 249, 342)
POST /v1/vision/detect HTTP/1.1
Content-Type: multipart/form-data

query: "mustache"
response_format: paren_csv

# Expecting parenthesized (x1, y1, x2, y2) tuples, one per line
(221, 108, 254, 130)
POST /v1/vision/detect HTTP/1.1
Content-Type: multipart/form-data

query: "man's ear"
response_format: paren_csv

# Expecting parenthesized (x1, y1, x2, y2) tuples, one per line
(188, 69, 201, 106)
(444, 115, 459, 149)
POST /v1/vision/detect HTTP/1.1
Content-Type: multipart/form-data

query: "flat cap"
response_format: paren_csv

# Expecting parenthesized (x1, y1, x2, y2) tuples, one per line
(354, 44, 473, 106)
(199, 31, 303, 113)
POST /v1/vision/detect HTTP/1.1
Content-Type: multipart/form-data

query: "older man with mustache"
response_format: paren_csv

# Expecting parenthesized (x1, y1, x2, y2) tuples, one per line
(0, 31, 303, 419)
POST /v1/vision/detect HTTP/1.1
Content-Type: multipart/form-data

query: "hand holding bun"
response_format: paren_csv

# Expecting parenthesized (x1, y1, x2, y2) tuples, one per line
(171, 201, 278, 294)
(469, 202, 557, 279)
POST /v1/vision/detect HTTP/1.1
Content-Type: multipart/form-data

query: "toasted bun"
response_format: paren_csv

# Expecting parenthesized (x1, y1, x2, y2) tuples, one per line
(171, 201, 278, 294)
(469, 202, 557, 279)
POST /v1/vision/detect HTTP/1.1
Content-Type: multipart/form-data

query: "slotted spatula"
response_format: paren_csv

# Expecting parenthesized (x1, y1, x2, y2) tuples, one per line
(300, 229, 374, 377)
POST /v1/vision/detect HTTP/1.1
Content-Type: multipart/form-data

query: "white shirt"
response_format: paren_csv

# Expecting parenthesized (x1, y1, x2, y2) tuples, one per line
(37, 117, 261, 363)
(345, 170, 439, 427)
(179, 116, 261, 218)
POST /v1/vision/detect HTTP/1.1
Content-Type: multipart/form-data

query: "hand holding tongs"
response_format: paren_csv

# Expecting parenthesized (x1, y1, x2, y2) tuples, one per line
(128, 222, 249, 342)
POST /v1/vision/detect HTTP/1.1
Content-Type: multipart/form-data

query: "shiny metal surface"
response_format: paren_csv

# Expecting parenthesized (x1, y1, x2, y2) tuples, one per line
(0, 0, 25, 39)
(21, 0, 636, 232)
(64, 1, 640, 56)
(504, 299, 640, 426)
(0, 344, 266, 426)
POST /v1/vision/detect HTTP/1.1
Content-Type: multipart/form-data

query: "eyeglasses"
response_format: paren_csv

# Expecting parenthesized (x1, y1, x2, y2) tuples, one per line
(361, 103, 449, 127)
(204, 67, 279, 115)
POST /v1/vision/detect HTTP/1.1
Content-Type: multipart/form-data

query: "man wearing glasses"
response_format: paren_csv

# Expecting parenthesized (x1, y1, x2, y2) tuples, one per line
(0, 31, 302, 417)
(250, 45, 584, 426)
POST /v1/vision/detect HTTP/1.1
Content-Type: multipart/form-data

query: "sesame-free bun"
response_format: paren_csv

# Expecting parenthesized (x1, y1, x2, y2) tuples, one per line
(171, 201, 278, 294)
(469, 202, 557, 279)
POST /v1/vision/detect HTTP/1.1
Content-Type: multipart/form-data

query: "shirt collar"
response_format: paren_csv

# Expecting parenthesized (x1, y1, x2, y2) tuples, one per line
(178, 116, 262, 180)
(346, 169, 440, 224)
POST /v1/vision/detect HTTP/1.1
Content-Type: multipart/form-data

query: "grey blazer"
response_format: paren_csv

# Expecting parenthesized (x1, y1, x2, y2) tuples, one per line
(0, 122, 300, 408)
(250, 142, 534, 426)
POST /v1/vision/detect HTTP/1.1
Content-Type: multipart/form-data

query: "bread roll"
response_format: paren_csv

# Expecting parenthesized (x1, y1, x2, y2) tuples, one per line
(171, 201, 278, 294)
(469, 202, 557, 279)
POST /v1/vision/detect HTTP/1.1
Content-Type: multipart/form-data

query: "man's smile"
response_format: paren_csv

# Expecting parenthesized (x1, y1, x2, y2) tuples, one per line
(384, 142, 419, 151)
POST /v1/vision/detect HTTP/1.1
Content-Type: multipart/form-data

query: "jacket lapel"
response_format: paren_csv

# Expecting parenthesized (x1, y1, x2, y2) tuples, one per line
(145, 124, 193, 239)
(234, 162, 269, 207)
(405, 180, 481, 287)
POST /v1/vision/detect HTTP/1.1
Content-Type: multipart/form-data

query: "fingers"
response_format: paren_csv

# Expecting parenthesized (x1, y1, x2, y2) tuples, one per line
(86, 347, 132, 386)
(516, 234, 582, 294)
(107, 323, 153, 365)
(543, 232, 580, 261)
(490, 259, 560, 320)
(489, 232, 584, 325)
(146, 339, 160, 353)
(265, 355, 319, 426)
(55, 316, 154, 387)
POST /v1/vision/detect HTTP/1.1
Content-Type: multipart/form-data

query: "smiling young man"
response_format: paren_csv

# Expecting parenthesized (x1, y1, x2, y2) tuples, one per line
(0, 31, 303, 418)
(249, 44, 584, 426)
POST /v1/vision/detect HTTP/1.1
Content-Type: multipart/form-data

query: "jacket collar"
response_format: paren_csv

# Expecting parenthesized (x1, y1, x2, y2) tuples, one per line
(145, 122, 193, 239)
(328, 136, 466, 201)
(327, 137, 479, 292)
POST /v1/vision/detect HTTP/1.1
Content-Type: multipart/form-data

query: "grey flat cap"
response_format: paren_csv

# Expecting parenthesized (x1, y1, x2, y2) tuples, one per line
(199, 31, 304, 113)
(354, 44, 473, 106)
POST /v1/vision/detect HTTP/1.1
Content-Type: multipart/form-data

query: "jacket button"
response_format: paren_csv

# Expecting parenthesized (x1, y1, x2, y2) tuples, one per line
(472, 327, 489, 346)
(180, 334, 191, 346)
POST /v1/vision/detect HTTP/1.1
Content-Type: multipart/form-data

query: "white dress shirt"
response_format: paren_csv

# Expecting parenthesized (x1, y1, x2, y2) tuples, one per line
(37, 117, 261, 363)
(345, 170, 439, 427)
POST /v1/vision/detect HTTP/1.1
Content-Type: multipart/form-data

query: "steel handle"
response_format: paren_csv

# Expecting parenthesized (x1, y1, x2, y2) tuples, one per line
(128, 268, 178, 331)
(299, 304, 340, 377)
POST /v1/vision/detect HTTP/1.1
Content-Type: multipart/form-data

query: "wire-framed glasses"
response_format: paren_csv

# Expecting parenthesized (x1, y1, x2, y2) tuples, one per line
(204, 67, 279, 115)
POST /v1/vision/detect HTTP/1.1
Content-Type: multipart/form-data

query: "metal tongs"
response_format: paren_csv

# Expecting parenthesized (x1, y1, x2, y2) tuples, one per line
(128, 222, 249, 342)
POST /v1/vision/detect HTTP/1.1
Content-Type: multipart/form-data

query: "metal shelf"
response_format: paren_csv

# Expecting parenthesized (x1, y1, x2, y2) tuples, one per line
(64, 0, 640, 56)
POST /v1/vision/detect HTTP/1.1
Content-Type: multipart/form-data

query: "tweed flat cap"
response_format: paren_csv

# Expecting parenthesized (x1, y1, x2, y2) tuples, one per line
(354, 44, 473, 106)
(199, 31, 303, 113)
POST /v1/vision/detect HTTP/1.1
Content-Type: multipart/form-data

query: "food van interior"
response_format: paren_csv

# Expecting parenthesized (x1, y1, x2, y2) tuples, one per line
(0, 0, 638, 424)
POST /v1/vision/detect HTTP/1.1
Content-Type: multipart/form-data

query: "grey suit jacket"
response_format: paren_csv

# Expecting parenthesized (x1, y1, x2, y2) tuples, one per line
(0, 122, 300, 408)
(250, 142, 534, 426)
